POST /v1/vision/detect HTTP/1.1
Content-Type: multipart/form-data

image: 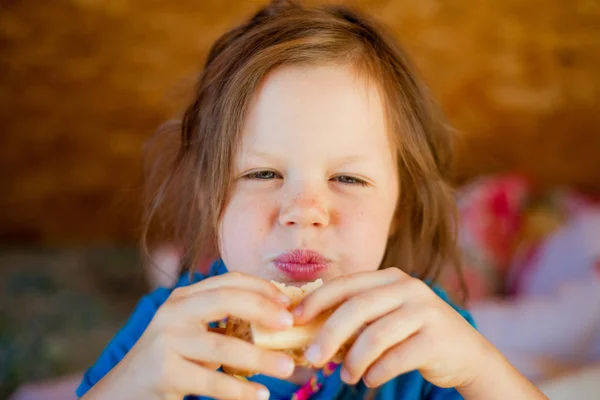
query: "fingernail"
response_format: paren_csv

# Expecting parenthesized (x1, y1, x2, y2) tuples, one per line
(340, 367, 352, 383)
(305, 344, 321, 365)
(279, 311, 294, 327)
(278, 293, 291, 305)
(257, 387, 270, 400)
(278, 356, 295, 375)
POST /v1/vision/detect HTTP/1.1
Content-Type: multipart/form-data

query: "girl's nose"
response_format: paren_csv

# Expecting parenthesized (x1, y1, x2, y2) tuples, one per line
(278, 190, 330, 229)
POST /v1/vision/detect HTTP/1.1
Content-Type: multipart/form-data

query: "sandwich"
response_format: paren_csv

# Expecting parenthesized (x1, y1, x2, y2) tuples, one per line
(220, 279, 355, 376)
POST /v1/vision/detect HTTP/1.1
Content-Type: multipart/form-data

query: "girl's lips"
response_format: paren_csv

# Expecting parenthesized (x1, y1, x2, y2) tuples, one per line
(274, 262, 329, 281)
(273, 249, 330, 281)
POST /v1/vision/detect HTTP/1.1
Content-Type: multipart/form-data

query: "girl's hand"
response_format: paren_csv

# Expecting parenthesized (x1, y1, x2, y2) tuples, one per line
(83, 272, 296, 400)
(293, 268, 489, 389)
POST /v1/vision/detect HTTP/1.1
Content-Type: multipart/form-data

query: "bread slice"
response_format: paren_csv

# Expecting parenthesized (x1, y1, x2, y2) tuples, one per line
(221, 316, 255, 376)
(221, 279, 357, 376)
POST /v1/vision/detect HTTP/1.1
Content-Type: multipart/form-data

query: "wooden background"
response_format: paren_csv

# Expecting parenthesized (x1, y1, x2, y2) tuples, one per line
(2, 0, 599, 245)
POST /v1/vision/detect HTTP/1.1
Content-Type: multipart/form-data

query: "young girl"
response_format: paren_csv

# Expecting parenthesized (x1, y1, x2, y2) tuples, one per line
(77, 1, 547, 399)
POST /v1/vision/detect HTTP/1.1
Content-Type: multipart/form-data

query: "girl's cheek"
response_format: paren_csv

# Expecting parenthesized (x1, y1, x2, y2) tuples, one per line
(225, 196, 275, 243)
(247, 194, 280, 223)
(338, 199, 378, 228)
(341, 203, 393, 269)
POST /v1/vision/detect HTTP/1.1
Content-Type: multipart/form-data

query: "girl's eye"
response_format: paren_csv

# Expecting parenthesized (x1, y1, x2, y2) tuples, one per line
(334, 175, 369, 186)
(242, 171, 368, 186)
(243, 170, 279, 180)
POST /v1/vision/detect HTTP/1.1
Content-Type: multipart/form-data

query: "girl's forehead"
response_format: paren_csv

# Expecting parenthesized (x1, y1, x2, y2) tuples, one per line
(252, 63, 382, 112)
(238, 63, 391, 158)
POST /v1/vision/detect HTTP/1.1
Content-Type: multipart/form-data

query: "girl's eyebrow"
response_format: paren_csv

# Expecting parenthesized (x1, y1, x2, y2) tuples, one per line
(336, 155, 369, 164)
(243, 149, 372, 167)
(243, 148, 283, 163)
(247, 149, 371, 164)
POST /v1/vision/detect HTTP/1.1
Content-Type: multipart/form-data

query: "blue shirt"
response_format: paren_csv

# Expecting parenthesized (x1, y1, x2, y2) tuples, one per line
(77, 260, 474, 399)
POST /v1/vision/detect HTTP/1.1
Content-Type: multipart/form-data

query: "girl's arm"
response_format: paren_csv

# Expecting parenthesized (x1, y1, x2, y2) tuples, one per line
(456, 343, 548, 400)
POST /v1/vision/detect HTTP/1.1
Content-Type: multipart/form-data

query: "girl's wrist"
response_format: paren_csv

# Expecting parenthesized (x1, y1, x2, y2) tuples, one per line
(81, 360, 158, 400)
(456, 340, 547, 400)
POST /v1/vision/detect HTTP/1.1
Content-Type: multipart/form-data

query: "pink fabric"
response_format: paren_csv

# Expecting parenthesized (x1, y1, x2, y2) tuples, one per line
(9, 374, 81, 400)
(448, 174, 600, 382)
(290, 362, 338, 400)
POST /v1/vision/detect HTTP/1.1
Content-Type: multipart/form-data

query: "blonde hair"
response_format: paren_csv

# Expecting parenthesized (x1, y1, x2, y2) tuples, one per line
(143, 0, 465, 297)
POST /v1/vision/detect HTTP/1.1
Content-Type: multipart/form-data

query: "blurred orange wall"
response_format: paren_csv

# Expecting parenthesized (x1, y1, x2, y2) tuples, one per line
(1, 0, 599, 244)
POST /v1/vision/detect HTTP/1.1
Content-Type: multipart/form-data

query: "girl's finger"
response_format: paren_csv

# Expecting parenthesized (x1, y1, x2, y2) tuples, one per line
(159, 288, 294, 330)
(341, 305, 424, 384)
(202, 361, 222, 370)
(305, 282, 407, 367)
(362, 334, 428, 389)
(172, 331, 295, 379)
(173, 271, 291, 306)
(294, 268, 407, 324)
(171, 359, 270, 400)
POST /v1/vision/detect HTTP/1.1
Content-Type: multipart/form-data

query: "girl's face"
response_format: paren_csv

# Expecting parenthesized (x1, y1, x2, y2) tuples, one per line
(219, 64, 399, 285)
